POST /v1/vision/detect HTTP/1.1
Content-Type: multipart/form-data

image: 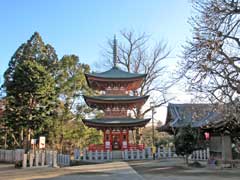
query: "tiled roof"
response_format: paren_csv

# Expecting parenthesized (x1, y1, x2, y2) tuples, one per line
(85, 66, 146, 79)
(158, 103, 226, 132)
(83, 117, 151, 128)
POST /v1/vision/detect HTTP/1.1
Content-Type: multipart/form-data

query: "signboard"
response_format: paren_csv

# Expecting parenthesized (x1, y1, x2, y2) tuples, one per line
(105, 141, 110, 149)
(122, 141, 127, 148)
(39, 136, 46, 149)
(31, 139, 37, 145)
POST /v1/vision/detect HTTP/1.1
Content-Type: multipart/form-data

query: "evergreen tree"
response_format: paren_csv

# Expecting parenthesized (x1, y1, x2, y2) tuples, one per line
(48, 55, 101, 152)
(174, 126, 205, 165)
(3, 32, 57, 149)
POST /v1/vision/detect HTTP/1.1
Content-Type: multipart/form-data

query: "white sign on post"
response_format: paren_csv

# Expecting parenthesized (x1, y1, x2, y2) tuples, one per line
(39, 136, 46, 149)
(31, 139, 37, 145)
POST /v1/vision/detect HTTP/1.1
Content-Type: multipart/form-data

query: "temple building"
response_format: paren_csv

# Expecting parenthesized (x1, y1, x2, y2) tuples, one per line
(158, 103, 233, 160)
(82, 37, 150, 151)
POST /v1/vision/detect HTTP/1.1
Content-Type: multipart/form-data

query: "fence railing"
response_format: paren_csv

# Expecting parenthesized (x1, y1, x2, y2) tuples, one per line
(122, 149, 148, 160)
(0, 147, 211, 167)
(189, 148, 210, 161)
(0, 149, 25, 163)
(0, 149, 70, 168)
(74, 149, 112, 161)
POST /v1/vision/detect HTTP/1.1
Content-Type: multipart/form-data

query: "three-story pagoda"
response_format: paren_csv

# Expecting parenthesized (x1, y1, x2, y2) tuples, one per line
(83, 37, 150, 151)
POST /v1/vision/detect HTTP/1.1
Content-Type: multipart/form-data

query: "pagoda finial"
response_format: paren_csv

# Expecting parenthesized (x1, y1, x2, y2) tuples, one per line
(113, 35, 117, 67)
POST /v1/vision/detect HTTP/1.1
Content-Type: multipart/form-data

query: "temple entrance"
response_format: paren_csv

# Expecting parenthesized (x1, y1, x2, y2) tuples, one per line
(112, 135, 121, 150)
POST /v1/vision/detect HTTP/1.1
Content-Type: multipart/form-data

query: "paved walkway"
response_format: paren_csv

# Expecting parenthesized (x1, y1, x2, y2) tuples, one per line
(0, 162, 144, 180)
(1, 160, 240, 180)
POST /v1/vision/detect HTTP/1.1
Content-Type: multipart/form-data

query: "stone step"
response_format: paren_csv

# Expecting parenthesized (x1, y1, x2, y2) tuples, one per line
(112, 150, 122, 159)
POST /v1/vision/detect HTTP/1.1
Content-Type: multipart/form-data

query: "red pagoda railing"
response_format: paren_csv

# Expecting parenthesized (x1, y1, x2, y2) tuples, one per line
(128, 144, 145, 150)
(88, 144, 145, 151)
(88, 144, 105, 151)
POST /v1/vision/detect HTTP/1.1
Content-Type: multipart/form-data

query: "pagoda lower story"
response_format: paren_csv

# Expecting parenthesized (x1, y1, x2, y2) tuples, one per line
(83, 117, 150, 151)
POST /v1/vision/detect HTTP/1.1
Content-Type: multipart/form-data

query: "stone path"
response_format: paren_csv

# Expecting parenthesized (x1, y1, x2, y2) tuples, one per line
(0, 162, 144, 180)
(1, 160, 240, 180)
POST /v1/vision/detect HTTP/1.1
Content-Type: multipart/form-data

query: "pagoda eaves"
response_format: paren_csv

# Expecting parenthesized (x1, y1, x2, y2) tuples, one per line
(85, 67, 146, 91)
(83, 95, 149, 109)
(83, 118, 151, 129)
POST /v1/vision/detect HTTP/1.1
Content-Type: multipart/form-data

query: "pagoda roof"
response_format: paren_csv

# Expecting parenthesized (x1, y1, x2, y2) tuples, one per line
(83, 95, 149, 102)
(85, 67, 147, 80)
(83, 117, 151, 129)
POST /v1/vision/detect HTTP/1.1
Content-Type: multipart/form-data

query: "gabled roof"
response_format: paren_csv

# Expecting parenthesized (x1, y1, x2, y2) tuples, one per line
(158, 103, 226, 132)
(83, 117, 151, 129)
(85, 67, 147, 79)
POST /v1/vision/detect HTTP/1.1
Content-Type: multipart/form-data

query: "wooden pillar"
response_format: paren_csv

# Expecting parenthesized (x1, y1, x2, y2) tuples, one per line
(103, 129, 106, 151)
(120, 129, 123, 150)
(110, 129, 112, 151)
(127, 129, 129, 149)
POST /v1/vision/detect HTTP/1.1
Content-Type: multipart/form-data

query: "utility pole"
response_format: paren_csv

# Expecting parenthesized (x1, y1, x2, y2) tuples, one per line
(150, 102, 155, 146)
(150, 102, 156, 159)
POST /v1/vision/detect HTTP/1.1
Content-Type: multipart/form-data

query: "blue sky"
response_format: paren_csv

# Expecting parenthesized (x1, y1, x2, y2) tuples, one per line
(0, 0, 192, 81)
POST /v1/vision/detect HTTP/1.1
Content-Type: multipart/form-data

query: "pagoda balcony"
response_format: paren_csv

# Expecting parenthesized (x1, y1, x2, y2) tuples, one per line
(105, 89, 128, 96)
(104, 109, 127, 118)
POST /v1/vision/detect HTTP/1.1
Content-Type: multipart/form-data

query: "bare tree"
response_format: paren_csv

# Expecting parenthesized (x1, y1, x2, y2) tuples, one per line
(180, 0, 240, 141)
(98, 30, 172, 143)
(182, 0, 240, 103)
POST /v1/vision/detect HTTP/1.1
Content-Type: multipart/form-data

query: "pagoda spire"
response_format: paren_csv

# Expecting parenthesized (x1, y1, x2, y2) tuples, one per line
(113, 35, 118, 67)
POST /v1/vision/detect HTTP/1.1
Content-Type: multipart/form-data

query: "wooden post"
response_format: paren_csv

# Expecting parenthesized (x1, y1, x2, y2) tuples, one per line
(142, 149, 145, 159)
(101, 150, 104, 160)
(199, 149, 203, 160)
(95, 150, 98, 160)
(89, 151, 92, 161)
(203, 149, 206, 160)
(35, 152, 39, 167)
(103, 130, 106, 151)
(120, 129, 123, 150)
(147, 147, 152, 159)
(207, 147, 210, 159)
(163, 147, 166, 158)
(124, 149, 128, 160)
(22, 154, 27, 168)
(74, 149, 80, 160)
(53, 151, 57, 167)
(41, 151, 45, 166)
(157, 147, 160, 159)
(196, 150, 199, 160)
(83, 149, 86, 161)
(29, 153, 34, 167)
(168, 147, 171, 158)
(110, 129, 112, 151)
(107, 150, 110, 160)
(127, 130, 129, 149)
(137, 150, 140, 160)
(131, 149, 134, 160)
